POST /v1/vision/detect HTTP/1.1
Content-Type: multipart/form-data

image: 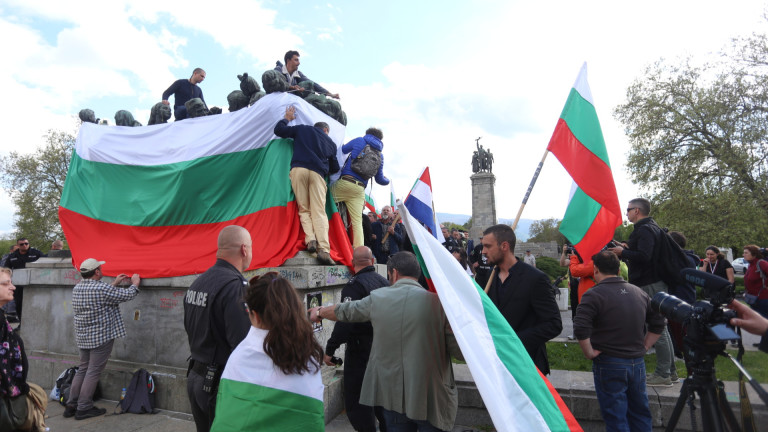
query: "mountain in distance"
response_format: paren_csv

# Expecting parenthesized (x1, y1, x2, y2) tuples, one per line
(436, 213, 535, 241)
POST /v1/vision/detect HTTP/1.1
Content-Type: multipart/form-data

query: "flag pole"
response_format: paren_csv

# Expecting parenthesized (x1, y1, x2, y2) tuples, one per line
(511, 148, 550, 230)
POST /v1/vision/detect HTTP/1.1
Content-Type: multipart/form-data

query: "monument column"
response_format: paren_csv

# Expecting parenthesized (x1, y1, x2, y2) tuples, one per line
(469, 139, 497, 241)
(469, 172, 498, 241)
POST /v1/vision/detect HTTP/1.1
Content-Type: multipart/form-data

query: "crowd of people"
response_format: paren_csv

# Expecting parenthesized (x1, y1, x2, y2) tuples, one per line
(5, 49, 768, 432)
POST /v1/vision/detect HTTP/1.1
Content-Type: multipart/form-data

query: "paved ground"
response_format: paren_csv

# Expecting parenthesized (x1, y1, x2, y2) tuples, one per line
(42, 399, 489, 431)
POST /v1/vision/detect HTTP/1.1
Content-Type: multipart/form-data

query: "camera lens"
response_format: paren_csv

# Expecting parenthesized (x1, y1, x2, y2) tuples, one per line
(652, 292, 693, 323)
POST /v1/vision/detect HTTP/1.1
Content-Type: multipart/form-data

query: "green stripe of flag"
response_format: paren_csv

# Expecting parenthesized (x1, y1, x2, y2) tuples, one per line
(559, 187, 602, 245)
(559, 88, 610, 167)
(212, 378, 324, 431)
(60, 139, 295, 226)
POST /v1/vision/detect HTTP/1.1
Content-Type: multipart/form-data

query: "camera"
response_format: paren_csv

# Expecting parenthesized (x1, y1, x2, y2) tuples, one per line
(652, 269, 738, 343)
(564, 243, 575, 255)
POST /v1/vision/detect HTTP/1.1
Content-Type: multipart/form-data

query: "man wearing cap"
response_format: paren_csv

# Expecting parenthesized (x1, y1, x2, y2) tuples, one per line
(64, 259, 140, 420)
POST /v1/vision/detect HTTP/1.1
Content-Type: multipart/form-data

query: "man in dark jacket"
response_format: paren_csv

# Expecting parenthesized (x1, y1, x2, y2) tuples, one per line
(332, 127, 389, 249)
(184, 226, 252, 432)
(574, 251, 664, 431)
(274, 106, 340, 265)
(6, 237, 45, 322)
(325, 246, 388, 432)
(609, 198, 678, 386)
(162, 68, 206, 121)
(481, 224, 562, 375)
(371, 206, 402, 265)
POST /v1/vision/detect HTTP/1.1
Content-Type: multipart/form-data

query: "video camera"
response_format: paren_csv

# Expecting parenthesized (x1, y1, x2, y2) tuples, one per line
(651, 269, 738, 343)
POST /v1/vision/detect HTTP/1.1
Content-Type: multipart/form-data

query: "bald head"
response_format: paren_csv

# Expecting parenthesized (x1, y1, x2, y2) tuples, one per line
(216, 225, 253, 271)
(352, 246, 374, 271)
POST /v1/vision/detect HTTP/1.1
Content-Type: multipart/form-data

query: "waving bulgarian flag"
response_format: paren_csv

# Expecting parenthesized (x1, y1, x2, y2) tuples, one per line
(397, 200, 581, 432)
(59, 93, 353, 277)
(364, 192, 377, 216)
(547, 63, 621, 260)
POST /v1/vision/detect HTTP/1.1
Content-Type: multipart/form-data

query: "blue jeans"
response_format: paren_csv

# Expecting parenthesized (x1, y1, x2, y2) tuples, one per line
(379, 408, 445, 432)
(592, 355, 653, 432)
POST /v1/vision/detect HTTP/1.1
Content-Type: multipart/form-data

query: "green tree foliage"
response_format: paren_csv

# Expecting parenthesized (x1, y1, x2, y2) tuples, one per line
(614, 221, 634, 243)
(0, 129, 75, 249)
(534, 256, 567, 281)
(614, 29, 768, 252)
(528, 217, 567, 244)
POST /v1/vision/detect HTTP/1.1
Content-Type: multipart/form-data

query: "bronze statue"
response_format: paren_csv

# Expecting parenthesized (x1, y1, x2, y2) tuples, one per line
(148, 102, 171, 125)
(79, 109, 97, 124)
(115, 110, 141, 127)
(185, 98, 210, 118)
(473, 137, 494, 173)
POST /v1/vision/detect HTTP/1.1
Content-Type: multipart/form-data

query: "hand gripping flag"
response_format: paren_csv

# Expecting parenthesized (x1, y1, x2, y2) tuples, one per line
(397, 200, 582, 432)
(546, 63, 621, 260)
(59, 93, 353, 277)
(403, 167, 441, 240)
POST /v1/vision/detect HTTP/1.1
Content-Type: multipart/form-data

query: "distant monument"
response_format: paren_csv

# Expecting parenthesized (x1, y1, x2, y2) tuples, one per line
(469, 137, 498, 240)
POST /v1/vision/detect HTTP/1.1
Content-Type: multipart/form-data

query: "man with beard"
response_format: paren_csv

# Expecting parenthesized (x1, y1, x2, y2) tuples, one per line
(481, 224, 562, 374)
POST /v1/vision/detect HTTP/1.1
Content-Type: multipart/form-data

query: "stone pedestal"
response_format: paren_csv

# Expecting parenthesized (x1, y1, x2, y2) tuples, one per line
(469, 172, 498, 241)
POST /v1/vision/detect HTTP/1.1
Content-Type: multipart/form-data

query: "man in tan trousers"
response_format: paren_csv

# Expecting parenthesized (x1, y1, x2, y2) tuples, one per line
(274, 106, 339, 264)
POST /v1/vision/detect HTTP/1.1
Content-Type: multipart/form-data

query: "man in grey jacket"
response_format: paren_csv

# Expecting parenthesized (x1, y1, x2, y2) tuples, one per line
(311, 251, 462, 432)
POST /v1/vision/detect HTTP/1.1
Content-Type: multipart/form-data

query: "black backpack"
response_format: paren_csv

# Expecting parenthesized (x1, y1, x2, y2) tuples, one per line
(350, 144, 382, 180)
(653, 226, 697, 293)
(57, 367, 78, 406)
(119, 368, 157, 414)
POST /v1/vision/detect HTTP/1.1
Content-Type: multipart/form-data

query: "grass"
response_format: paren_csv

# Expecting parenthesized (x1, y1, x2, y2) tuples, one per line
(547, 342, 768, 382)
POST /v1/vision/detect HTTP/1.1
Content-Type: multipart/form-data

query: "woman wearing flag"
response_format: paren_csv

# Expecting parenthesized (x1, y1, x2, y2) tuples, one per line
(210, 272, 325, 431)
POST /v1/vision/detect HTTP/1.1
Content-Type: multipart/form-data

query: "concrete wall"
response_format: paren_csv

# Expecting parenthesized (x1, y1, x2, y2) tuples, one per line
(17, 253, 384, 422)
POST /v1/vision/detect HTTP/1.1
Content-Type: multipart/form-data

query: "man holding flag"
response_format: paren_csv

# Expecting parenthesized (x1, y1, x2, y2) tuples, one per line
(482, 224, 562, 375)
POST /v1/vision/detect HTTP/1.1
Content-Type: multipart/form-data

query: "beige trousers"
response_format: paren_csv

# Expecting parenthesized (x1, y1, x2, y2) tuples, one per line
(290, 167, 330, 252)
(331, 178, 365, 248)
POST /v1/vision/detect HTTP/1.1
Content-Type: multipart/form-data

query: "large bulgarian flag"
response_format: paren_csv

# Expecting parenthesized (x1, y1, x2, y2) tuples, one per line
(546, 63, 621, 260)
(397, 200, 582, 432)
(59, 93, 353, 277)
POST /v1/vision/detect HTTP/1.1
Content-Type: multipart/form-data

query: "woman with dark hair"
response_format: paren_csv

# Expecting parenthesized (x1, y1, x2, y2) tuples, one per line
(0, 267, 47, 431)
(452, 248, 473, 276)
(742, 245, 768, 347)
(699, 245, 734, 284)
(210, 272, 324, 431)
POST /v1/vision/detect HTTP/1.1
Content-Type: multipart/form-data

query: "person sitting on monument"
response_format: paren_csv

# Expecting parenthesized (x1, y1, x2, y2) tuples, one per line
(275, 51, 339, 99)
(162, 68, 207, 121)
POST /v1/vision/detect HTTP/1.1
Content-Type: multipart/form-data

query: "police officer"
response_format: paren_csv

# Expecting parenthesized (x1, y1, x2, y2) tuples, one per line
(184, 226, 252, 432)
(324, 246, 389, 432)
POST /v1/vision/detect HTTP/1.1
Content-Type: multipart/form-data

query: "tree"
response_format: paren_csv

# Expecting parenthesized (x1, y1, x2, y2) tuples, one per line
(614, 28, 768, 253)
(0, 129, 75, 249)
(528, 217, 567, 244)
(614, 221, 634, 243)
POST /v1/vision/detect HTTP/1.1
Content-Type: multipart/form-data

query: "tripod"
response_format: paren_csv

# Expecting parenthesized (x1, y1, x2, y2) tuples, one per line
(665, 337, 768, 432)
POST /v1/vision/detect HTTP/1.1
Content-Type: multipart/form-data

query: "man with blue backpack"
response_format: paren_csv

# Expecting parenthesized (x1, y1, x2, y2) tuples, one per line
(332, 127, 389, 249)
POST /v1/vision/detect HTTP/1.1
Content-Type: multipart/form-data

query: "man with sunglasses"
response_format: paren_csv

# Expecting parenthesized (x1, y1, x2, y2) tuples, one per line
(6, 237, 45, 322)
(609, 198, 679, 387)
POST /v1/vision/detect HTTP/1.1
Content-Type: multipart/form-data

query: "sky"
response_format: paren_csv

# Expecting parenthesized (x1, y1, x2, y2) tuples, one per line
(2, 0, 766, 239)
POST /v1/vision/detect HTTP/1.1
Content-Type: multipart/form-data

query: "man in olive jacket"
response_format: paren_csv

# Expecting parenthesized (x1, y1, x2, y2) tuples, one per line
(311, 252, 462, 432)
